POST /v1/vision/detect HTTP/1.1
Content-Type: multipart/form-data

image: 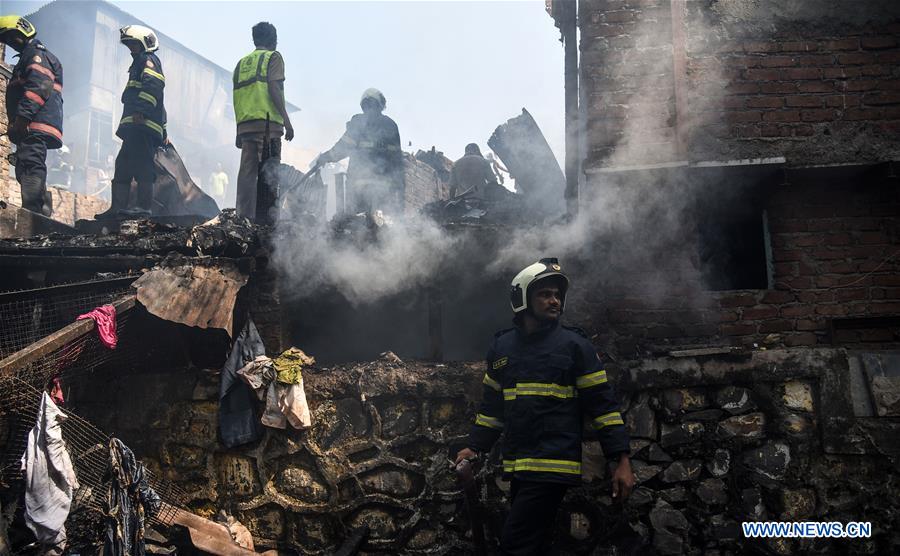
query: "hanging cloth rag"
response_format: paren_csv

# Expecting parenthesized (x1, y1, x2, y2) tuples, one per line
(236, 349, 312, 430)
(271, 347, 313, 429)
(219, 319, 266, 448)
(102, 438, 162, 556)
(20, 392, 79, 554)
(76, 305, 118, 349)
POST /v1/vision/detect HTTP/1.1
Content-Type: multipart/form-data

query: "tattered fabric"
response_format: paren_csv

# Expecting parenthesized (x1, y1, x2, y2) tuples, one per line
(102, 438, 162, 556)
(76, 304, 118, 349)
(20, 392, 79, 553)
(219, 319, 266, 447)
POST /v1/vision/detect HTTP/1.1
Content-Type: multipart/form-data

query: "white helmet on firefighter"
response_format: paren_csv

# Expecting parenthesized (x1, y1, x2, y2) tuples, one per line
(360, 88, 386, 111)
(0, 15, 37, 45)
(120, 24, 159, 53)
(509, 257, 569, 314)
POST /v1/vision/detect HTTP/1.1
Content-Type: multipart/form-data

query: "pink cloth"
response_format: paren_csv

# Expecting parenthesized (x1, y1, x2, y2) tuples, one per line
(76, 305, 117, 349)
(50, 378, 65, 406)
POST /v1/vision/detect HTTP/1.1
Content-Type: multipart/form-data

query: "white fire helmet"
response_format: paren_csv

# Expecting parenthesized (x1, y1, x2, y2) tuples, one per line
(360, 88, 386, 111)
(120, 25, 159, 52)
(509, 257, 569, 314)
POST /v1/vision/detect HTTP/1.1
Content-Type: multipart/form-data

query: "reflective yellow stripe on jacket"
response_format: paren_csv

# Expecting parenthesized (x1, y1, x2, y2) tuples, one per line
(576, 370, 608, 389)
(592, 411, 624, 430)
(483, 374, 501, 392)
(120, 115, 164, 137)
(474, 413, 503, 430)
(138, 91, 157, 107)
(503, 458, 582, 475)
(143, 67, 165, 82)
(503, 382, 576, 401)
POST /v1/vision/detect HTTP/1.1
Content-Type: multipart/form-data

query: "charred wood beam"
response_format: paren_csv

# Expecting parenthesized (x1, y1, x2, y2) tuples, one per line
(0, 295, 135, 377)
(0, 254, 159, 271)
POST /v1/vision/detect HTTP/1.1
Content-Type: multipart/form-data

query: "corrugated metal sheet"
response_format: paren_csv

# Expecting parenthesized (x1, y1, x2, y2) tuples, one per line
(133, 262, 248, 336)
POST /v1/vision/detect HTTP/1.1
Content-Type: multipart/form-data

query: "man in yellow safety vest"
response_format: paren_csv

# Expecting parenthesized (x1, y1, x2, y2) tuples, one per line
(232, 22, 294, 221)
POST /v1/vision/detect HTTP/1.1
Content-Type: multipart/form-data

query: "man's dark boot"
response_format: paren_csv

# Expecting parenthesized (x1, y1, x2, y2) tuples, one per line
(95, 181, 130, 220)
(120, 181, 153, 218)
(19, 175, 45, 214)
(41, 189, 53, 217)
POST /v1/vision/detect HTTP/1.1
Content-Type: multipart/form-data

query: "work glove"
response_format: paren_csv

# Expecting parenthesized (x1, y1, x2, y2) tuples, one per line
(285, 121, 295, 142)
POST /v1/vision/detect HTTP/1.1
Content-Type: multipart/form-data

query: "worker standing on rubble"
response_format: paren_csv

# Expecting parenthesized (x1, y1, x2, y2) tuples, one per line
(448, 143, 500, 199)
(0, 15, 63, 217)
(456, 258, 634, 555)
(96, 25, 167, 219)
(232, 22, 294, 221)
(317, 88, 404, 217)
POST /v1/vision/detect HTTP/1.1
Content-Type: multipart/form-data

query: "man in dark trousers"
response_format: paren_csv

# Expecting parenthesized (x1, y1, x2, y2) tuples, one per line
(448, 143, 499, 199)
(456, 258, 634, 555)
(233, 22, 294, 222)
(1, 15, 63, 217)
(97, 24, 167, 219)
(317, 88, 404, 217)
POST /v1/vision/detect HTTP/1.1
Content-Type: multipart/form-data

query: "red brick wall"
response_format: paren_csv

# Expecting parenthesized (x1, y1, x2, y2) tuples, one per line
(0, 44, 13, 201)
(582, 178, 900, 356)
(580, 0, 900, 168)
(575, 1, 900, 354)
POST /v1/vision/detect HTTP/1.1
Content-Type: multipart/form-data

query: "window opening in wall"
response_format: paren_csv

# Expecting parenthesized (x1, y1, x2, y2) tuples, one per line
(87, 110, 114, 166)
(696, 187, 770, 291)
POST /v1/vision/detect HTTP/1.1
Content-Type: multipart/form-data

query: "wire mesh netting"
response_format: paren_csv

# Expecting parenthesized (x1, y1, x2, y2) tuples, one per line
(0, 277, 136, 360)
(0, 278, 190, 547)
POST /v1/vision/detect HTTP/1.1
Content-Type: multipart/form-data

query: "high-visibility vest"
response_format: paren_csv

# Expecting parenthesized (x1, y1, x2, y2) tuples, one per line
(233, 49, 284, 126)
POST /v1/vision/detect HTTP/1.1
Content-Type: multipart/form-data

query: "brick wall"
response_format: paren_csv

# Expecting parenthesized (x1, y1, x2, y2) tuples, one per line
(0, 44, 13, 201)
(578, 177, 900, 357)
(580, 0, 900, 168)
(403, 153, 448, 216)
(574, 0, 900, 355)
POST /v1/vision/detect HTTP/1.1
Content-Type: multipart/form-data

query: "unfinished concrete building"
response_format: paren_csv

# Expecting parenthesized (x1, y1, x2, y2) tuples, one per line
(0, 1, 899, 555)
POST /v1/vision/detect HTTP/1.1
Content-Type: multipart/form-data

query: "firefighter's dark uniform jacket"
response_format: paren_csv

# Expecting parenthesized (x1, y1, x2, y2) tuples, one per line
(325, 112, 402, 183)
(6, 39, 63, 148)
(116, 51, 166, 144)
(468, 320, 630, 485)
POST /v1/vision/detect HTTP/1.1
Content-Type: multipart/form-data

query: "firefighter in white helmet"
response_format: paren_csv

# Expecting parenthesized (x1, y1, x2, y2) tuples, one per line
(456, 258, 634, 554)
(97, 25, 166, 219)
(317, 88, 404, 217)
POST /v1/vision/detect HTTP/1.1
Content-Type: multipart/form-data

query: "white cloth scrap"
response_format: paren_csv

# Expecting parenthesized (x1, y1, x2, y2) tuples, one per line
(20, 392, 79, 550)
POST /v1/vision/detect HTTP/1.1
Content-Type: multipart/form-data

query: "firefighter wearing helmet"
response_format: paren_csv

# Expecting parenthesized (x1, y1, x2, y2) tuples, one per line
(96, 25, 167, 218)
(456, 258, 634, 554)
(0, 15, 63, 216)
(317, 87, 404, 218)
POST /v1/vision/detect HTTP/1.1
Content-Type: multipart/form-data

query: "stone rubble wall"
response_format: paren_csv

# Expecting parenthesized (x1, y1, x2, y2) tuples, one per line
(74, 348, 899, 554)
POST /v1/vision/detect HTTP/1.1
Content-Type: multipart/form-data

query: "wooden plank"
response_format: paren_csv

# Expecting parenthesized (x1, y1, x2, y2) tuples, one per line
(0, 295, 135, 377)
(167, 505, 272, 555)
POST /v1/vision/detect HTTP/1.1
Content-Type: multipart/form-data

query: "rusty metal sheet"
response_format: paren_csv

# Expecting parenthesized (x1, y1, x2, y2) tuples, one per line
(133, 262, 248, 336)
